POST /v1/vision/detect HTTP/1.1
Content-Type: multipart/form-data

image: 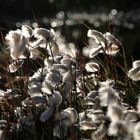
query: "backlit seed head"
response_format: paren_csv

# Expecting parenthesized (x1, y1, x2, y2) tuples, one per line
(79, 121, 97, 131)
(103, 32, 121, 47)
(133, 123, 140, 140)
(41, 81, 53, 95)
(8, 62, 18, 73)
(85, 61, 100, 73)
(128, 66, 140, 81)
(89, 46, 102, 58)
(107, 104, 123, 122)
(92, 123, 106, 139)
(108, 121, 128, 137)
(34, 28, 55, 42)
(137, 98, 140, 113)
(87, 29, 105, 44)
(133, 60, 140, 67)
(21, 25, 33, 38)
(56, 108, 78, 126)
(51, 91, 62, 107)
(5, 30, 27, 60)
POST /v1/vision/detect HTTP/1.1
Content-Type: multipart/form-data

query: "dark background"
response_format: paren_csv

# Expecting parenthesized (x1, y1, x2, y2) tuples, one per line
(0, 0, 140, 62)
(0, 0, 140, 17)
(0, 0, 140, 16)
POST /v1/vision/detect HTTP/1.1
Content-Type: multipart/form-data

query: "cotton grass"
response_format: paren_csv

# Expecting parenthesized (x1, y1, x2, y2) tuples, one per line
(1, 24, 140, 140)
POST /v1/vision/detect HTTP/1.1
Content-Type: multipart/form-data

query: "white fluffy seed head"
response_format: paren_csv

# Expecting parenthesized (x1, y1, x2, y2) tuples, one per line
(133, 60, 140, 68)
(79, 121, 97, 131)
(87, 29, 105, 44)
(89, 46, 102, 58)
(128, 60, 140, 81)
(108, 121, 128, 137)
(100, 79, 115, 87)
(107, 104, 123, 122)
(103, 32, 121, 47)
(128, 67, 140, 81)
(105, 44, 120, 56)
(5, 29, 22, 45)
(52, 91, 62, 107)
(85, 61, 100, 73)
(33, 28, 55, 42)
(92, 123, 106, 139)
(137, 98, 140, 113)
(41, 81, 53, 95)
(45, 70, 62, 86)
(99, 86, 120, 107)
(133, 123, 140, 140)
(8, 62, 18, 73)
(5, 30, 27, 60)
(56, 108, 78, 126)
(21, 25, 33, 38)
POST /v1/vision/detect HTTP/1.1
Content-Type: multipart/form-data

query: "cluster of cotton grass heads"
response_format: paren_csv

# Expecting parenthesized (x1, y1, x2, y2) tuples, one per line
(0, 25, 140, 140)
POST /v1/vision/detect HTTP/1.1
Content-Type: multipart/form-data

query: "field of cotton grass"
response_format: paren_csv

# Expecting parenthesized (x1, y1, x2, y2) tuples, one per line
(0, 24, 140, 140)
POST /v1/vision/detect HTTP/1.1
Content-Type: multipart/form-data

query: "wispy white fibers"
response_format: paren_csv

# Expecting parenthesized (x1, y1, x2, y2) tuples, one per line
(99, 86, 121, 107)
(108, 121, 128, 138)
(128, 60, 140, 81)
(103, 32, 121, 55)
(132, 60, 140, 68)
(87, 29, 121, 58)
(8, 60, 24, 73)
(85, 61, 100, 73)
(123, 110, 139, 122)
(45, 69, 62, 87)
(84, 91, 99, 107)
(8, 61, 19, 73)
(100, 79, 115, 88)
(0, 129, 4, 140)
(33, 28, 55, 43)
(87, 29, 105, 44)
(86, 90, 98, 99)
(107, 104, 123, 122)
(86, 110, 105, 124)
(41, 80, 53, 95)
(51, 91, 62, 107)
(79, 121, 97, 131)
(34, 28, 54, 39)
(22, 94, 47, 107)
(133, 123, 140, 140)
(92, 123, 106, 140)
(32, 28, 56, 51)
(5, 29, 27, 60)
(0, 89, 5, 100)
(103, 32, 121, 47)
(53, 108, 78, 138)
(89, 46, 102, 58)
(21, 25, 33, 39)
(87, 29, 104, 58)
(28, 81, 42, 96)
(48, 41, 59, 56)
(61, 81, 73, 100)
(60, 56, 74, 65)
(137, 97, 140, 113)
(44, 57, 54, 70)
(98, 79, 122, 107)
